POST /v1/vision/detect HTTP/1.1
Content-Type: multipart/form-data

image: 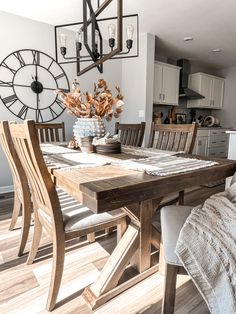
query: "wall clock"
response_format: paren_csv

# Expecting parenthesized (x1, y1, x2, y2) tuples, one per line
(0, 49, 70, 122)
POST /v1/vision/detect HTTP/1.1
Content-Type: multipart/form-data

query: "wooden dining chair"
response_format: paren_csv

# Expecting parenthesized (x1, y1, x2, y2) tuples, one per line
(10, 120, 127, 311)
(35, 122, 66, 143)
(0, 121, 32, 256)
(148, 122, 198, 153)
(149, 123, 198, 250)
(114, 122, 145, 147)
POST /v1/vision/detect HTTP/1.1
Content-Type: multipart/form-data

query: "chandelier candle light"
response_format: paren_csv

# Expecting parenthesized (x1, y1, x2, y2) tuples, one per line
(55, 0, 138, 76)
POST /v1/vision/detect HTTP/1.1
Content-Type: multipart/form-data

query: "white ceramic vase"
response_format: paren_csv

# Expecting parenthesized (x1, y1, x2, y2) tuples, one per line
(73, 118, 106, 152)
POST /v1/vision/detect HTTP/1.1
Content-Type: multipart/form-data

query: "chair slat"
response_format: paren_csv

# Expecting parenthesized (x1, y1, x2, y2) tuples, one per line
(148, 123, 198, 154)
(115, 122, 145, 147)
(35, 122, 66, 143)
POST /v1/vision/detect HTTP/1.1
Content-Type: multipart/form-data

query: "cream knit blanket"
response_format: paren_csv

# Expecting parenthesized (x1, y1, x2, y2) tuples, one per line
(176, 182, 236, 314)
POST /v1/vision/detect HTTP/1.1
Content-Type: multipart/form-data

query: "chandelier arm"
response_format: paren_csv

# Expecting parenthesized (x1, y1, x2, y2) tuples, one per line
(80, 0, 113, 32)
(62, 55, 91, 60)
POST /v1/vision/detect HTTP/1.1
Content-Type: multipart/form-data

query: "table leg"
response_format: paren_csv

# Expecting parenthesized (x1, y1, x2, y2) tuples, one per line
(83, 223, 139, 308)
(82, 199, 157, 309)
(130, 199, 154, 272)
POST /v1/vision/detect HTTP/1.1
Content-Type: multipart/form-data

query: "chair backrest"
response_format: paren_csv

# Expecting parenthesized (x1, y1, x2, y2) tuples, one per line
(114, 122, 145, 147)
(0, 121, 28, 200)
(148, 122, 198, 154)
(10, 120, 63, 235)
(35, 122, 66, 143)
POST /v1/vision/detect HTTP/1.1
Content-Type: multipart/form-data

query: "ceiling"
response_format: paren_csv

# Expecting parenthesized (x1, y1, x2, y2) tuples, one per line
(1, 0, 236, 69)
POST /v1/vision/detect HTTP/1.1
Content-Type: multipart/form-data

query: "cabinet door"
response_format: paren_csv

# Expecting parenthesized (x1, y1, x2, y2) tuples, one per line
(162, 66, 179, 105)
(199, 75, 212, 107)
(153, 64, 163, 104)
(193, 136, 208, 156)
(211, 78, 224, 108)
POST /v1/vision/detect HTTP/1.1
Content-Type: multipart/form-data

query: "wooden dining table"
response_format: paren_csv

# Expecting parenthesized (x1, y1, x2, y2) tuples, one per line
(43, 144, 236, 309)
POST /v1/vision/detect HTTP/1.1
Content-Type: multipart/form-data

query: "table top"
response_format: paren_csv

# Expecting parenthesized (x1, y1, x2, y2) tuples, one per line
(46, 145, 236, 213)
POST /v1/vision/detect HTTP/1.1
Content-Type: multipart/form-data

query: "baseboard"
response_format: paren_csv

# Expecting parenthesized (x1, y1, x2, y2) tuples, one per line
(0, 185, 14, 195)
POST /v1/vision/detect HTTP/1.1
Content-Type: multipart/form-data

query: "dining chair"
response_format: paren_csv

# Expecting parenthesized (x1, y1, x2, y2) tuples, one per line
(149, 123, 198, 250)
(160, 172, 236, 314)
(0, 121, 32, 256)
(10, 120, 127, 311)
(114, 122, 146, 147)
(148, 122, 198, 153)
(35, 122, 66, 143)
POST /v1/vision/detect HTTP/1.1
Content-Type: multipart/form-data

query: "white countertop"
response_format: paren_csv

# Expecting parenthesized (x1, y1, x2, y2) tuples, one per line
(225, 130, 236, 134)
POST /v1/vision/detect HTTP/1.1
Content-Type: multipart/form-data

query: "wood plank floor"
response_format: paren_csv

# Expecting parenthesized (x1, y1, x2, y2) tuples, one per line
(0, 185, 224, 313)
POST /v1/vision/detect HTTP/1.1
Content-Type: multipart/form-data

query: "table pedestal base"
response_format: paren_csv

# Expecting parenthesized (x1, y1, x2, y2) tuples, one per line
(82, 199, 161, 309)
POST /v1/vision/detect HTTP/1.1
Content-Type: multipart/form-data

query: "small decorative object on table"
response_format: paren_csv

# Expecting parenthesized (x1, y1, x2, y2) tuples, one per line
(176, 113, 187, 124)
(56, 79, 124, 152)
(92, 133, 121, 154)
(67, 136, 79, 150)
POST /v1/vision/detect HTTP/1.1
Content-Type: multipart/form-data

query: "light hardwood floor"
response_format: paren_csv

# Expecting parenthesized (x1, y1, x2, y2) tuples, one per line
(0, 185, 223, 314)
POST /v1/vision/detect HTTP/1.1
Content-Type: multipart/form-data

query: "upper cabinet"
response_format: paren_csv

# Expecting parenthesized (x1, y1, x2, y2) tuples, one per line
(153, 61, 181, 106)
(187, 73, 225, 109)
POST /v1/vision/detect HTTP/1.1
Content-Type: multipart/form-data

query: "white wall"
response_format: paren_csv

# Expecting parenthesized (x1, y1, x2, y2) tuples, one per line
(121, 33, 155, 145)
(0, 10, 122, 192)
(211, 66, 236, 129)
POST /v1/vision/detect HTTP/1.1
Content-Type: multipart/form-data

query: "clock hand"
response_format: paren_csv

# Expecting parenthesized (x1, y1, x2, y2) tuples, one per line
(13, 83, 56, 91)
(35, 63, 38, 82)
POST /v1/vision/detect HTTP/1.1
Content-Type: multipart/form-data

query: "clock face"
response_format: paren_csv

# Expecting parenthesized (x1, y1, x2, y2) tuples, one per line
(0, 49, 70, 122)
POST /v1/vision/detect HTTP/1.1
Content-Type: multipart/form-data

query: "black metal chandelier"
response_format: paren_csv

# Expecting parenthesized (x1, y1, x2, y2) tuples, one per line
(54, 0, 139, 76)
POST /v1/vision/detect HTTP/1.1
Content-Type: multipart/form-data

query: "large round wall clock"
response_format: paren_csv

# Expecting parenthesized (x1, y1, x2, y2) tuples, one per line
(0, 49, 70, 122)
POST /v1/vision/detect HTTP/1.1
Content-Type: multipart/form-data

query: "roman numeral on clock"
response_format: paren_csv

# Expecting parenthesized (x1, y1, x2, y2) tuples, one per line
(55, 73, 65, 81)
(32, 50, 40, 65)
(18, 105, 28, 119)
(55, 99, 65, 110)
(0, 80, 13, 87)
(49, 106, 58, 119)
(1, 94, 17, 108)
(13, 51, 26, 67)
(1, 62, 16, 75)
(36, 109, 43, 123)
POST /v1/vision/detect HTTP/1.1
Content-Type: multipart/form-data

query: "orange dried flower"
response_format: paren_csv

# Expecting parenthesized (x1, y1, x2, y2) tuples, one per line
(55, 79, 124, 120)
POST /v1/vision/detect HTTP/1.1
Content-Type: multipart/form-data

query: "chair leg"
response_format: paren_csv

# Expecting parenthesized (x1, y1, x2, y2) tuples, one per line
(46, 238, 65, 311)
(117, 218, 127, 243)
(161, 263, 178, 314)
(178, 190, 185, 205)
(9, 195, 21, 231)
(87, 232, 95, 243)
(27, 211, 42, 265)
(17, 200, 32, 257)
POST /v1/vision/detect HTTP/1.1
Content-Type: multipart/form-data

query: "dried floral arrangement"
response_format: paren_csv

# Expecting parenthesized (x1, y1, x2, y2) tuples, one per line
(56, 79, 124, 121)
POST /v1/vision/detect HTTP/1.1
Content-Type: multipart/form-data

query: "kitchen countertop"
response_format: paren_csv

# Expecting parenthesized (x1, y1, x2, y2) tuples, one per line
(225, 130, 236, 134)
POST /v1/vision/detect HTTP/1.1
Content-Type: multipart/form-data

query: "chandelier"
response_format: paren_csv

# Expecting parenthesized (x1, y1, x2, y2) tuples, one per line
(54, 0, 139, 76)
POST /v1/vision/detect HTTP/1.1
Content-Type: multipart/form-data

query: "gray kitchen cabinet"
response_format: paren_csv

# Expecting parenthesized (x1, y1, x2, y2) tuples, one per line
(153, 61, 181, 105)
(193, 128, 228, 158)
(187, 73, 224, 109)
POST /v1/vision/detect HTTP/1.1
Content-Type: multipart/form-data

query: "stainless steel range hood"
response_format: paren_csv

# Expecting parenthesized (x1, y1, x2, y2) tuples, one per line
(177, 59, 205, 100)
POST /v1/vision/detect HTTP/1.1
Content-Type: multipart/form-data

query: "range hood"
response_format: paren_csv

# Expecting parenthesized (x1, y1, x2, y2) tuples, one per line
(177, 59, 205, 99)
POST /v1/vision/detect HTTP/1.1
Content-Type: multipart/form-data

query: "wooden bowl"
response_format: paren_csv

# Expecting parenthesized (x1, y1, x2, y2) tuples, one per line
(95, 142, 121, 154)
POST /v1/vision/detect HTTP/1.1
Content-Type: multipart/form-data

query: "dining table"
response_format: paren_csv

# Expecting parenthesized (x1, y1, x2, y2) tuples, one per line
(41, 143, 236, 309)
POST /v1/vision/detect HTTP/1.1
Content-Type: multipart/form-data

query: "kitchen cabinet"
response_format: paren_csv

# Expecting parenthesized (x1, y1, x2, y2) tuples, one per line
(153, 61, 180, 105)
(187, 73, 224, 109)
(193, 128, 228, 158)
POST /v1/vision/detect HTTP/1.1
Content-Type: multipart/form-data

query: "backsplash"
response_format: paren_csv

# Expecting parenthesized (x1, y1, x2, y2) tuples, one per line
(153, 98, 212, 125)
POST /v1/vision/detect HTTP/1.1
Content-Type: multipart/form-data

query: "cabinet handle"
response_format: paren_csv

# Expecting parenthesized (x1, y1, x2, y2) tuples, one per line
(159, 93, 161, 100)
(212, 99, 214, 106)
(211, 141, 217, 144)
(163, 94, 165, 101)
